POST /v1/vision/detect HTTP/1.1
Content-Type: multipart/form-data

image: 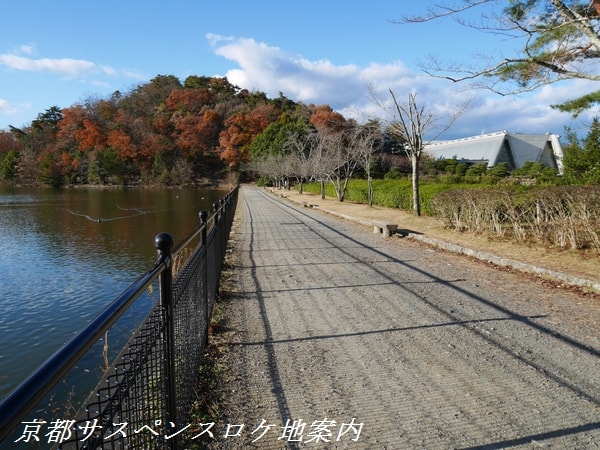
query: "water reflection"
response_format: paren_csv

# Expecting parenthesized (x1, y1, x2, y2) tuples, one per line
(0, 186, 226, 398)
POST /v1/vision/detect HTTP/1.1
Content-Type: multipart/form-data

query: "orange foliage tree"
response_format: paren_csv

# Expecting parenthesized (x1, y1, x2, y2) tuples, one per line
(219, 104, 279, 169)
(309, 105, 347, 133)
(74, 119, 105, 152)
(107, 128, 137, 162)
(172, 109, 221, 160)
(3, 75, 334, 186)
(165, 88, 213, 114)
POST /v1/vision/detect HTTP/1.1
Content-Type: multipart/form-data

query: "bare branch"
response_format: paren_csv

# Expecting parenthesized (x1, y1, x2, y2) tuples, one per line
(391, 0, 492, 24)
(394, 1, 600, 112)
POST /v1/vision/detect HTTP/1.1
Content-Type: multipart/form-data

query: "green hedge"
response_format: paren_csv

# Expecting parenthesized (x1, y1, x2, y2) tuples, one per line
(299, 179, 600, 250)
(301, 179, 479, 214)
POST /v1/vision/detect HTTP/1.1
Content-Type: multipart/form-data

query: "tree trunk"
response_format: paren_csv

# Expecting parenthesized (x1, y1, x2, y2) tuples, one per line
(412, 154, 421, 216)
(335, 176, 345, 201)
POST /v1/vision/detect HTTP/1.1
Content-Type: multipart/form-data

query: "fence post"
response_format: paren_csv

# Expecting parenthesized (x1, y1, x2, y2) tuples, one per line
(155, 232, 178, 450)
(200, 210, 208, 246)
(199, 211, 210, 346)
(213, 201, 220, 225)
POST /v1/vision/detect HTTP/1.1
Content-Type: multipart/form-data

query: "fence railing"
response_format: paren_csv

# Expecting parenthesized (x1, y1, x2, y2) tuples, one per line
(0, 186, 239, 450)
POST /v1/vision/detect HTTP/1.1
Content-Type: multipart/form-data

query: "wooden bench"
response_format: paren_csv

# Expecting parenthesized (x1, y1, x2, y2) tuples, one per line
(372, 221, 398, 237)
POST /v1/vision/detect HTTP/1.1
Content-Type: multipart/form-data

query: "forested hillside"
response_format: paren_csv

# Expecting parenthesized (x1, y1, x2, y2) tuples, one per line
(1, 73, 599, 191)
(0, 75, 334, 187)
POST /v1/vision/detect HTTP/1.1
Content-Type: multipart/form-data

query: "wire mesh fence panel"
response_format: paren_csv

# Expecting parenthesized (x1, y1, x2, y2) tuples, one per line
(58, 306, 169, 450)
(1, 187, 239, 450)
(172, 245, 209, 424)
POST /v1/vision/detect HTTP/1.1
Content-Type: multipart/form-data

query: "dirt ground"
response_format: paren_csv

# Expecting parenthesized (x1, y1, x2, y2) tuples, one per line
(197, 185, 600, 449)
(271, 187, 600, 290)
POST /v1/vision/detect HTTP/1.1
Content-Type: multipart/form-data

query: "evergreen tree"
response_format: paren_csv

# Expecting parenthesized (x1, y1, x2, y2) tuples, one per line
(563, 119, 600, 184)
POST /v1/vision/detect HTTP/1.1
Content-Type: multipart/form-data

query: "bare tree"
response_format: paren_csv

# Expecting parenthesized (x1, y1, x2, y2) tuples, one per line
(387, 90, 465, 216)
(283, 131, 320, 194)
(249, 156, 279, 186)
(309, 132, 332, 199)
(353, 121, 382, 207)
(320, 125, 366, 202)
(395, 1, 600, 115)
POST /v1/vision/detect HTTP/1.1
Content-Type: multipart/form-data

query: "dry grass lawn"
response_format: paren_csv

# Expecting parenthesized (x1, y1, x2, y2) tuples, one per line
(268, 187, 600, 287)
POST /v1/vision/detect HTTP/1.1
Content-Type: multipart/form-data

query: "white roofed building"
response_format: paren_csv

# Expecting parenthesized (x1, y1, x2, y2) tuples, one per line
(425, 131, 564, 175)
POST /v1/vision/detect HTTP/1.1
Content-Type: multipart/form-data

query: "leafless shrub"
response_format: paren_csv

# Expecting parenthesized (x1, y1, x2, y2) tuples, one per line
(430, 186, 600, 251)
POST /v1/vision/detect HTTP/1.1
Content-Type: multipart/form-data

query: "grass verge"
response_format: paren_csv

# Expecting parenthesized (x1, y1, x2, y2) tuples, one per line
(184, 241, 238, 448)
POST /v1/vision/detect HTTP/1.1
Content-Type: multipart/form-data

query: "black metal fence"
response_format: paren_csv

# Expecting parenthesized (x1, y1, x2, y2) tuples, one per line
(0, 186, 238, 450)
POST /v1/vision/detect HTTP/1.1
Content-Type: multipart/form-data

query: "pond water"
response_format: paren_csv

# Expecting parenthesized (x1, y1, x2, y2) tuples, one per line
(0, 186, 226, 400)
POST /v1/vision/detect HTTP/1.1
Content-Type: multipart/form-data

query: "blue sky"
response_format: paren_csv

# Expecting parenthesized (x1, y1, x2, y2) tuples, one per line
(0, 1, 596, 139)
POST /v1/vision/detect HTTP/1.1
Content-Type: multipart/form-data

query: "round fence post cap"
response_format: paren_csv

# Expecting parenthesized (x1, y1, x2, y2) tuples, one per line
(155, 232, 174, 253)
(199, 210, 208, 223)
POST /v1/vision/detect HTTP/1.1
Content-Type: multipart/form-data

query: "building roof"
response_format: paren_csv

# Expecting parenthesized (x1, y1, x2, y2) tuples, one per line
(425, 131, 564, 174)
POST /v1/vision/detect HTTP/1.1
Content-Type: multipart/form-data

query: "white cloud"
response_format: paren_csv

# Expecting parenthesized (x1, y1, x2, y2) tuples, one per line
(0, 45, 147, 129)
(451, 83, 597, 139)
(207, 34, 595, 139)
(0, 45, 129, 82)
(206, 33, 234, 46)
(17, 44, 36, 55)
(0, 99, 32, 125)
(0, 52, 116, 78)
(209, 34, 371, 106)
(0, 99, 18, 115)
(121, 69, 147, 81)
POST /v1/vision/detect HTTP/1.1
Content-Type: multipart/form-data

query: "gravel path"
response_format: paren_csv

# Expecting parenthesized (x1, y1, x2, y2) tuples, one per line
(205, 185, 600, 449)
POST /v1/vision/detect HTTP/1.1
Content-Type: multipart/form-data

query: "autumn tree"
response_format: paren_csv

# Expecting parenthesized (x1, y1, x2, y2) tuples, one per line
(169, 109, 222, 178)
(120, 75, 182, 119)
(52, 105, 86, 182)
(165, 87, 214, 114)
(73, 118, 105, 152)
(107, 128, 137, 163)
(71, 97, 119, 183)
(0, 130, 17, 153)
(309, 105, 347, 132)
(2, 74, 310, 186)
(398, 1, 600, 116)
(219, 104, 279, 169)
(163, 87, 222, 179)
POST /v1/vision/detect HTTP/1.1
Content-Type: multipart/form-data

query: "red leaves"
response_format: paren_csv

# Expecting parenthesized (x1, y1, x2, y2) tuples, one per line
(218, 106, 277, 168)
